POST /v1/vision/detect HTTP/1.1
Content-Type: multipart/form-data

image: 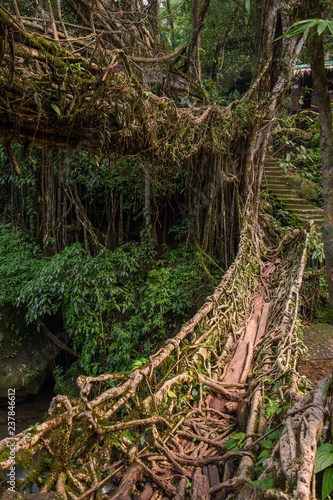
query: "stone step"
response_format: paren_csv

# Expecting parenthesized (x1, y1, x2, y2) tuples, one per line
(293, 213, 323, 221)
(277, 198, 317, 207)
(293, 210, 323, 217)
(266, 180, 289, 187)
(265, 173, 285, 177)
(275, 195, 309, 203)
(264, 167, 283, 172)
(284, 206, 315, 213)
(266, 185, 295, 192)
(265, 159, 280, 165)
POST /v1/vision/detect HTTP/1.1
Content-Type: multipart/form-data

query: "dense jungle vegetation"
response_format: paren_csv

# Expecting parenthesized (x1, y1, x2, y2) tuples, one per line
(0, 0, 331, 392)
(0, 0, 256, 389)
(2, 2, 333, 500)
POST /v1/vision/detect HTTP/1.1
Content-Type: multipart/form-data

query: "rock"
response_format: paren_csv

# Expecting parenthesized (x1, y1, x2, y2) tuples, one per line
(284, 173, 319, 201)
(0, 492, 63, 500)
(0, 306, 50, 405)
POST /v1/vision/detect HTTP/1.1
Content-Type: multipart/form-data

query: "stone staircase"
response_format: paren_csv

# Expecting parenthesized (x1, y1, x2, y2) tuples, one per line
(262, 159, 324, 227)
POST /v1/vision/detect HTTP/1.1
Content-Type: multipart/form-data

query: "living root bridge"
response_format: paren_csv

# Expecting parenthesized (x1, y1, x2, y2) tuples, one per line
(0, 221, 325, 500)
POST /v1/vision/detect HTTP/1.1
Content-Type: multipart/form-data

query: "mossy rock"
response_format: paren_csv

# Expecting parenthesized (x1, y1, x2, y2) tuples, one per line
(0, 306, 50, 405)
(284, 173, 318, 201)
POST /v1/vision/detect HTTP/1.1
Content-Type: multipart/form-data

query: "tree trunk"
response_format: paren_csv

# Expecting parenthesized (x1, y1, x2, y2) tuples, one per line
(184, 0, 211, 83)
(307, 17, 333, 305)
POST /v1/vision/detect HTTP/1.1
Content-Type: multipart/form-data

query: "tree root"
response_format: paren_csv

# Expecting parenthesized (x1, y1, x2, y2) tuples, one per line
(0, 223, 321, 500)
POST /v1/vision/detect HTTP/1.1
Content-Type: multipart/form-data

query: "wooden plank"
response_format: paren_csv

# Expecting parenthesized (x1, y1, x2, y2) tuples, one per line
(208, 465, 224, 500)
(220, 340, 248, 385)
(262, 262, 276, 277)
(191, 468, 211, 500)
(255, 302, 271, 346)
(243, 295, 264, 343)
(239, 341, 254, 384)
(202, 465, 209, 483)
(207, 464, 220, 487)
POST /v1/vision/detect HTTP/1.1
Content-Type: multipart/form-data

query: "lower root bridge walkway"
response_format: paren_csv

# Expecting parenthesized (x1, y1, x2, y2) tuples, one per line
(0, 221, 329, 500)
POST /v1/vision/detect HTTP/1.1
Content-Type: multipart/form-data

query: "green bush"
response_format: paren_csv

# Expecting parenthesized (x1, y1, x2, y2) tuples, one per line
(0, 227, 220, 375)
(0, 224, 44, 309)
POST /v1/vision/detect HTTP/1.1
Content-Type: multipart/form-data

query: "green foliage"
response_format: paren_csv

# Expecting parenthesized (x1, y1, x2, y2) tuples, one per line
(315, 444, 333, 474)
(224, 432, 246, 450)
(253, 477, 275, 493)
(308, 229, 325, 265)
(276, 19, 333, 42)
(0, 223, 221, 376)
(0, 224, 43, 308)
(51, 103, 61, 116)
(53, 364, 80, 398)
(315, 444, 333, 500)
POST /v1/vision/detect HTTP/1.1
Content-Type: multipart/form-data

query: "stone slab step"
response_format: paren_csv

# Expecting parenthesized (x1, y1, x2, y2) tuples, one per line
(265, 182, 290, 188)
(265, 173, 285, 178)
(275, 195, 310, 202)
(265, 178, 287, 183)
(293, 211, 323, 218)
(263, 159, 323, 226)
(265, 160, 280, 165)
(293, 214, 323, 222)
(278, 198, 317, 206)
(267, 186, 297, 193)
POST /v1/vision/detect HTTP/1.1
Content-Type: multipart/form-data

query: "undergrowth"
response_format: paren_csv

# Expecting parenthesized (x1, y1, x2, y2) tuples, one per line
(0, 224, 223, 385)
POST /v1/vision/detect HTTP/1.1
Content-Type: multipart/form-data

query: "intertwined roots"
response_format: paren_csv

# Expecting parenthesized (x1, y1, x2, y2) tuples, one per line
(0, 222, 328, 500)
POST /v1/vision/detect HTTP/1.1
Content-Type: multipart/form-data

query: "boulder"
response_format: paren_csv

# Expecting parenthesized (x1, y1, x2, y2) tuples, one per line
(284, 173, 319, 201)
(0, 307, 50, 405)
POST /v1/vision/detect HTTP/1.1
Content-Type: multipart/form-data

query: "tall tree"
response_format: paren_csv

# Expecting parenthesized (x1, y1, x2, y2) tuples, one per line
(281, 5, 333, 304)
(307, 13, 333, 305)
(0, 0, 306, 262)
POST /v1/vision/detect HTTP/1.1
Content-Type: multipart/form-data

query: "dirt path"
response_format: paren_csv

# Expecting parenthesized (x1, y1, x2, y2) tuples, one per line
(299, 322, 333, 384)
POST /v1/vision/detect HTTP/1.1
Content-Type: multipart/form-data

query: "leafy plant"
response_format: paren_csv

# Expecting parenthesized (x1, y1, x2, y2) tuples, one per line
(315, 443, 333, 500)
(224, 432, 246, 451)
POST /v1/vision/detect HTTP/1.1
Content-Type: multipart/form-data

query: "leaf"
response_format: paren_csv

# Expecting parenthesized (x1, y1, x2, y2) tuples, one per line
(167, 390, 177, 398)
(123, 429, 134, 441)
(317, 20, 328, 36)
(256, 449, 270, 465)
(260, 477, 274, 492)
(245, 0, 250, 12)
(328, 21, 333, 36)
(258, 449, 270, 459)
(322, 467, 333, 500)
(51, 103, 61, 116)
(314, 444, 333, 474)
(232, 432, 245, 440)
(34, 92, 39, 105)
(259, 439, 273, 449)
(322, 383, 330, 395)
